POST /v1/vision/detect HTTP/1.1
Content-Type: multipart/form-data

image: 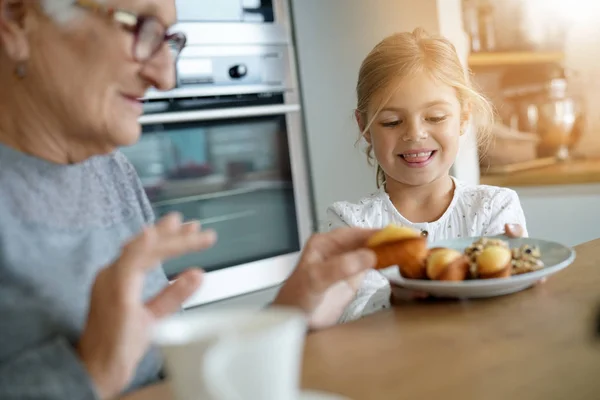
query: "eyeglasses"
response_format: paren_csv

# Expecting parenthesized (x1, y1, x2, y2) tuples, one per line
(74, 0, 187, 62)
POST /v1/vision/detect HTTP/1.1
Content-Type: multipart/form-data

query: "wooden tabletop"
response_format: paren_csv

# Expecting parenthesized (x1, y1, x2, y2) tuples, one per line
(123, 239, 600, 400)
(480, 158, 600, 188)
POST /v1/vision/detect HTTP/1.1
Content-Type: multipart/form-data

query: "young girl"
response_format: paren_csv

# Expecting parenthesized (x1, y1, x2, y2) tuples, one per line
(327, 28, 528, 323)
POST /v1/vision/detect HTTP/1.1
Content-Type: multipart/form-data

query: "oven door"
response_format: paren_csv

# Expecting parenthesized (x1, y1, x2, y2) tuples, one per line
(122, 96, 313, 306)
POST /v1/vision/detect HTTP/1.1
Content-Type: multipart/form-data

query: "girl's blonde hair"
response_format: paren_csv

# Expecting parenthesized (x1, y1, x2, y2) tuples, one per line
(356, 28, 495, 187)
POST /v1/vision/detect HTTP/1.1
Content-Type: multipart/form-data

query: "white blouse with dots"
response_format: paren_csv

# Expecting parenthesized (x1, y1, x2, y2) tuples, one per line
(325, 177, 528, 323)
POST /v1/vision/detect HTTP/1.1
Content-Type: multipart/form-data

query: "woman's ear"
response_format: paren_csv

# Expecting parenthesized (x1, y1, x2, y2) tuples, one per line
(355, 109, 371, 143)
(0, 0, 31, 63)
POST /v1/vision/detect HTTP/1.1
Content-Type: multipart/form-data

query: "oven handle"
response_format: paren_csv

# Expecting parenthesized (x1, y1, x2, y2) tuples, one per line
(139, 104, 300, 125)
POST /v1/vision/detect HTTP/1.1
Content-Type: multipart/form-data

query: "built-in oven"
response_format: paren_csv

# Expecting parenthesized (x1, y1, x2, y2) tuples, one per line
(122, 3, 314, 307)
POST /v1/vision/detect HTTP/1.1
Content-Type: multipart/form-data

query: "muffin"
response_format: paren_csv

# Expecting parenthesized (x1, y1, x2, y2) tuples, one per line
(426, 248, 470, 281)
(476, 245, 512, 279)
(465, 237, 510, 278)
(366, 225, 428, 279)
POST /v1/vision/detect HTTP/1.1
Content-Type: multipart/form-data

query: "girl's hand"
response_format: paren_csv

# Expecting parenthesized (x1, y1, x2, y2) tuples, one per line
(504, 223, 524, 238)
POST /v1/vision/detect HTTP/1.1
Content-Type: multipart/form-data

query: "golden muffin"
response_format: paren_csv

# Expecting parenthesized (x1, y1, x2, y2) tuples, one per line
(426, 247, 470, 281)
(476, 245, 512, 279)
(366, 225, 428, 279)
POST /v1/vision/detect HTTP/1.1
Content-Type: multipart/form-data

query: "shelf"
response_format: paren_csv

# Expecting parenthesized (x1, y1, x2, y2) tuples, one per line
(480, 158, 600, 187)
(468, 51, 565, 67)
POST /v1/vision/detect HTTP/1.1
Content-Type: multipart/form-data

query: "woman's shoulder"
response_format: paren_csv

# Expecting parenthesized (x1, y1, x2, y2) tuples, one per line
(110, 151, 155, 223)
(325, 190, 389, 229)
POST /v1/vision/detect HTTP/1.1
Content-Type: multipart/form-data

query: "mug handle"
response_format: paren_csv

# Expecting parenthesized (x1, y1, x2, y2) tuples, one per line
(202, 333, 245, 400)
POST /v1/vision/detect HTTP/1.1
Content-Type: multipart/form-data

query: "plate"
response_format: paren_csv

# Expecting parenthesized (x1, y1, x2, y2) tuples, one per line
(301, 390, 350, 400)
(379, 236, 576, 299)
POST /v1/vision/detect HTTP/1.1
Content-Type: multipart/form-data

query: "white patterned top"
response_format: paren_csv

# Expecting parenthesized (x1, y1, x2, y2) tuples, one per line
(325, 177, 528, 323)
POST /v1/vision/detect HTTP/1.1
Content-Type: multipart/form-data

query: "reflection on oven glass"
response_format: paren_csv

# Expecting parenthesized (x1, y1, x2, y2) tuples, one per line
(121, 115, 300, 277)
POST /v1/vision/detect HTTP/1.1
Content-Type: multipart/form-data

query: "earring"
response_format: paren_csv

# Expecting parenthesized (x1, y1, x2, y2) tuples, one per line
(14, 62, 27, 79)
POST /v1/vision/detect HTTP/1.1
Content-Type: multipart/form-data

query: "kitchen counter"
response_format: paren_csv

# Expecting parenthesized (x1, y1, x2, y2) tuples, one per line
(480, 158, 600, 187)
(122, 239, 600, 400)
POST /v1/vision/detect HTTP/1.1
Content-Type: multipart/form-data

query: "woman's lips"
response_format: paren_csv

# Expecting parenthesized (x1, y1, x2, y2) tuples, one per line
(121, 94, 144, 113)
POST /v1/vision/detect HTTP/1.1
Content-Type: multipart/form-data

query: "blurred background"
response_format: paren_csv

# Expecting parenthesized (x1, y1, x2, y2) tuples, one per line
(126, 0, 600, 309)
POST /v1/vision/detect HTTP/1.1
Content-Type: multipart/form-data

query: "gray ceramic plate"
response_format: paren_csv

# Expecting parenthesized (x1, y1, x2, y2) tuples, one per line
(379, 236, 576, 299)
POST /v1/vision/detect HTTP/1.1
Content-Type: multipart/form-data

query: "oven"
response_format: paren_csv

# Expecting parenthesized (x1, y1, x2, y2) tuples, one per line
(121, 1, 314, 307)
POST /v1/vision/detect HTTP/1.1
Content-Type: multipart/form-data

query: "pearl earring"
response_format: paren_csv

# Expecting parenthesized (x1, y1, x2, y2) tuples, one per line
(15, 62, 27, 79)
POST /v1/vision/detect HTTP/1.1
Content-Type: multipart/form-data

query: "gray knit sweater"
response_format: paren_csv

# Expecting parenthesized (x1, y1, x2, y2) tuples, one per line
(0, 143, 169, 399)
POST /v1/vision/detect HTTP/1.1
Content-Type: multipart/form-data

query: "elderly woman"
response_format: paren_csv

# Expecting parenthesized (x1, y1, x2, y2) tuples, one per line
(0, 0, 378, 399)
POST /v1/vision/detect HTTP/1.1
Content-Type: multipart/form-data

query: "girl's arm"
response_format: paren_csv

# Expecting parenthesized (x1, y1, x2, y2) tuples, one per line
(482, 189, 529, 237)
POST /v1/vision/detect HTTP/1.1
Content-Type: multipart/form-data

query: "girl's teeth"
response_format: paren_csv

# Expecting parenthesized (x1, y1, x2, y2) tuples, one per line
(403, 152, 432, 158)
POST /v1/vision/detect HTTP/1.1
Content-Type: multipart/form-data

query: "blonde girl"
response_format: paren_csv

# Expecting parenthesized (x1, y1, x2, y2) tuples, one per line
(327, 28, 528, 323)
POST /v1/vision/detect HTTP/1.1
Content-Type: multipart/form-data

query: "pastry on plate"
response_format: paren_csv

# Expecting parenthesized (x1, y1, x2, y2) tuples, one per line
(511, 244, 545, 275)
(426, 247, 470, 281)
(464, 237, 509, 278)
(366, 225, 428, 279)
(476, 245, 512, 279)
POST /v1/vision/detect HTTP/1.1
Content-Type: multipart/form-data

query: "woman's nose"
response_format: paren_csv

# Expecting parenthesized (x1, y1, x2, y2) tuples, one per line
(139, 46, 177, 91)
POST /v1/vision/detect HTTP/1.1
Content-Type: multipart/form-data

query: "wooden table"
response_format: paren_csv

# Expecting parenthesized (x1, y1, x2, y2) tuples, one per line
(124, 239, 600, 400)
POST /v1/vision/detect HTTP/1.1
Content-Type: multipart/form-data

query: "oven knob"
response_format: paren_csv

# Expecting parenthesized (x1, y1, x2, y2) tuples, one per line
(229, 64, 248, 79)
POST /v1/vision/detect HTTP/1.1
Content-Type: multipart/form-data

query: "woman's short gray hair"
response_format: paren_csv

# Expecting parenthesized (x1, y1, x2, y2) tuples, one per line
(41, 0, 105, 24)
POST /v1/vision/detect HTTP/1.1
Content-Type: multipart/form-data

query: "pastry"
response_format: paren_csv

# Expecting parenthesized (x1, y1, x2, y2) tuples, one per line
(476, 245, 512, 279)
(426, 248, 470, 281)
(465, 237, 510, 278)
(366, 225, 428, 278)
(511, 244, 544, 275)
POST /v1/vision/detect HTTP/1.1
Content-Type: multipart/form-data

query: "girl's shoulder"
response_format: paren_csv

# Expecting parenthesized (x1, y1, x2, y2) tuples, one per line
(325, 190, 389, 230)
(453, 178, 521, 211)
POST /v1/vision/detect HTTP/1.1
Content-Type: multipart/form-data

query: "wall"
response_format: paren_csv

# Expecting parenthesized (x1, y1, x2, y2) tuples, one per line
(290, 0, 439, 230)
(515, 185, 600, 247)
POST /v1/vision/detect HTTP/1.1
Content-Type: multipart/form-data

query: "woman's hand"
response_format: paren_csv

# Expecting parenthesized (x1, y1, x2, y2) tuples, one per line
(271, 227, 377, 330)
(76, 213, 216, 399)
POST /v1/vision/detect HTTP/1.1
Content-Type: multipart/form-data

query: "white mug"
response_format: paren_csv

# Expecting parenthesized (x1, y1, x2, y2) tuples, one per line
(152, 307, 307, 400)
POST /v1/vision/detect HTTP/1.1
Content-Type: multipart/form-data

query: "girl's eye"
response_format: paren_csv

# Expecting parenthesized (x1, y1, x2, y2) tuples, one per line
(381, 120, 402, 127)
(427, 116, 447, 123)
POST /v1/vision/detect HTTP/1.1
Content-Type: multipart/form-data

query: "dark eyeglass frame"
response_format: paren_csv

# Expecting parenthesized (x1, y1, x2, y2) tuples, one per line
(74, 0, 187, 62)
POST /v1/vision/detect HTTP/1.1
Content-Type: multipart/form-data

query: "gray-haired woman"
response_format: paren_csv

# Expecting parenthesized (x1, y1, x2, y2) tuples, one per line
(0, 0, 377, 399)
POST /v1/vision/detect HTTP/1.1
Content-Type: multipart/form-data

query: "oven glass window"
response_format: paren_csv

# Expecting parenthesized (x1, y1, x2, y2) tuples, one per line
(121, 115, 300, 278)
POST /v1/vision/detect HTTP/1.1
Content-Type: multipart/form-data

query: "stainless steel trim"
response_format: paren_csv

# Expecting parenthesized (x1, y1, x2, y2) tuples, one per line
(173, 22, 290, 46)
(200, 210, 256, 226)
(139, 104, 301, 125)
(182, 252, 299, 308)
(143, 85, 289, 101)
(179, 44, 289, 58)
(152, 182, 291, 207)
(284, 105, 315, 243)
(273, 0, 294, 40)
(278, 1, 316, 243)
